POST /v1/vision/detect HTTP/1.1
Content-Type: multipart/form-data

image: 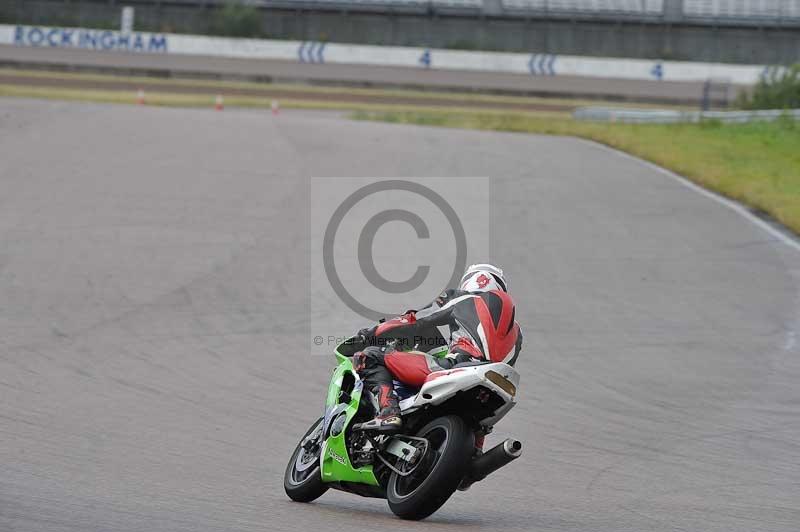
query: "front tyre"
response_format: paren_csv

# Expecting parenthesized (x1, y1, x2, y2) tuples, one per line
(284, 417, 329, 502)
(387, 415, 474, 520)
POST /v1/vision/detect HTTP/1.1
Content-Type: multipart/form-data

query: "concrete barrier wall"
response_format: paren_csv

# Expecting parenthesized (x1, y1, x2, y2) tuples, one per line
(1, 24, 769, 85)
(3, 1, 800, 64)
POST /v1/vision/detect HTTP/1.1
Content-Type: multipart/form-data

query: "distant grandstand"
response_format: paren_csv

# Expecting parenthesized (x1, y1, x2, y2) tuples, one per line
(9, 0, 800, 24)
(684, 0, 800, 21)
(2, 0, 799, 63)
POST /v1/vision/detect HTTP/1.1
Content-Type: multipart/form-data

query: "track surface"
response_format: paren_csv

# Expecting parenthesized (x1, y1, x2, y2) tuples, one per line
(0, 45, 723, 104)
(1, 98, 799, 532)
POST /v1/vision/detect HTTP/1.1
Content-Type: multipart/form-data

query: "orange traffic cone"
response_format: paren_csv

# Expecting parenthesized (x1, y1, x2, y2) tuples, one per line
(136, 88, 145, 105)
(271, 100, 280, 115)
(215, 94, 224, 111)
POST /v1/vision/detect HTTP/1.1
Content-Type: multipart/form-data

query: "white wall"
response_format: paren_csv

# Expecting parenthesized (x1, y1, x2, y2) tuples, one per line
(1, 24, 769, 85)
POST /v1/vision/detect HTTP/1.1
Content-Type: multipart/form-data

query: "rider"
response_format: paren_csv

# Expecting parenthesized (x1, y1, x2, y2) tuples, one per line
(352, 263, 523, 433)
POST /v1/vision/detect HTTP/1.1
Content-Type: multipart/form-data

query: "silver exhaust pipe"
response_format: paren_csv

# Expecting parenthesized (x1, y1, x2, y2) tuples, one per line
(458, 438, 522, 491)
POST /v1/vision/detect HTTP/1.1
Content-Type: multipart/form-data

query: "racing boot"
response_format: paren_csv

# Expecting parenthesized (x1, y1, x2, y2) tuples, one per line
(354, 384, 403, 433)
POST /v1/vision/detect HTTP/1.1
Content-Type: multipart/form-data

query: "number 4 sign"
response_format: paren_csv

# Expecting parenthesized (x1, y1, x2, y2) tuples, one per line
(651, 62, 664, 80)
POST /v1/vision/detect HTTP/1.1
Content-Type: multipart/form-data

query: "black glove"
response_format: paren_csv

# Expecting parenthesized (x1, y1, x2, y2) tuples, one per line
(356, 326, 377, 343)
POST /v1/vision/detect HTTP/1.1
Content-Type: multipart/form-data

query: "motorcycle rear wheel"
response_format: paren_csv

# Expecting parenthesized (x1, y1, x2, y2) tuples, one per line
(284, 417, 329, 502)
(386, 415, 474, 520)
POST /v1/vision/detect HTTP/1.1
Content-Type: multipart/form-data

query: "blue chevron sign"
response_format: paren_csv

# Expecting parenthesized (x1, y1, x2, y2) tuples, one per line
(528, 54, 556, 76)
(298, 41, 326, 64)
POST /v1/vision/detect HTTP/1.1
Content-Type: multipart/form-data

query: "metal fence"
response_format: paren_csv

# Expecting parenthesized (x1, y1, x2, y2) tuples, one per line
(501, 0, 664, 15)
(14, 0, 798, 22)
(684, 0, 800, 20)
(293, 0, 480, 5)
(574, 107, 800, 123)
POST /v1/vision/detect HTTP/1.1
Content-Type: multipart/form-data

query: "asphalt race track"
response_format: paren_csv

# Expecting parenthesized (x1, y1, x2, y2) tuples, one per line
(0, 45, 719, 104)
(1, 98, 799, 532)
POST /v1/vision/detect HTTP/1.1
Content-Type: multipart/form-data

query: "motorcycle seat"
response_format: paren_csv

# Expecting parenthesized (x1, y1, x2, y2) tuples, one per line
(392, 380, 420, 401)
(452, 359, 494, 368)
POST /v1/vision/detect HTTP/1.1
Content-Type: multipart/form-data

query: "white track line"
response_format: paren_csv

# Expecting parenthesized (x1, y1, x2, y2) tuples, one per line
(577, 138, 800, 254)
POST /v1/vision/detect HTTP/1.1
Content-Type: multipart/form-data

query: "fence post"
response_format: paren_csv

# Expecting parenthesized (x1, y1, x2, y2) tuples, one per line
(663, 0, 684, 22)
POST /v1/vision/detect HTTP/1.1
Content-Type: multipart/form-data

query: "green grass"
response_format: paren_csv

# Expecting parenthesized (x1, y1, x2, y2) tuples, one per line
(0, 83, 571, 117)
(353, 110, 800, 235)
(0, 68, 690, 111)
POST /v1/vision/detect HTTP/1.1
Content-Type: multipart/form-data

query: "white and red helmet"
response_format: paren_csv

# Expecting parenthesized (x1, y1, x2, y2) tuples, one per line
(459, 263, 508, 293)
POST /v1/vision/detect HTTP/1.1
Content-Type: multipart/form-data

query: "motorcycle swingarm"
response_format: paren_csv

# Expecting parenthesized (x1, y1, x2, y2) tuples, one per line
(371, 435, 429, 477)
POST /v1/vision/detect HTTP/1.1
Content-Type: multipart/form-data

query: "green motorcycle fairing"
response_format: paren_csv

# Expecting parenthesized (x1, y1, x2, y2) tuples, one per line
(317, 337, 449, 487)
(318, 351, 379, 486)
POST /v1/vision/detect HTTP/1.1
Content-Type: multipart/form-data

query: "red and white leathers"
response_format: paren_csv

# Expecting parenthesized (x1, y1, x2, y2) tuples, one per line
(373, 288, 522, 384)
(352, 287, 523, 432)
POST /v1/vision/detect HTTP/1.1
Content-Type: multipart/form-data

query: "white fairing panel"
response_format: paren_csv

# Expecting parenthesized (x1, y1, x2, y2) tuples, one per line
(398, 363, 519, 424)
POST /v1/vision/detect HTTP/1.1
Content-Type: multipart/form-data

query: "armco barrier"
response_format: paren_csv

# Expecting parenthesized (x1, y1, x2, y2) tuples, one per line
(573, 107, 800, 123)
(0, 24, 770, 85)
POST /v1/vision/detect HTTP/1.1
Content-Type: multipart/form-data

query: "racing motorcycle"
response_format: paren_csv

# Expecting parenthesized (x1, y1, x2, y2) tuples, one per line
(283, 333, 522, 520)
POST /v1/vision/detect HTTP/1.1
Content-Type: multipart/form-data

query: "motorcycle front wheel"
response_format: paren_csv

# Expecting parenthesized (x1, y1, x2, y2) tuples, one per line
(283, 417, 329, 502)
(386, 415, 474, 520)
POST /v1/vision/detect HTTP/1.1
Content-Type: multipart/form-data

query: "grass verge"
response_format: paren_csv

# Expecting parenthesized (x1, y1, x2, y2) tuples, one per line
(353, 110, 800, 235)
(0, 83, 570, 117)
(0, 67, 667, 111)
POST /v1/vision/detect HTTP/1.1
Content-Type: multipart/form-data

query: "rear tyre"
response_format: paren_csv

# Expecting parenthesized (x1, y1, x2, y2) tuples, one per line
(386, 415, 474, 520)
(283, 417, 329, 502)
